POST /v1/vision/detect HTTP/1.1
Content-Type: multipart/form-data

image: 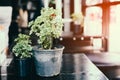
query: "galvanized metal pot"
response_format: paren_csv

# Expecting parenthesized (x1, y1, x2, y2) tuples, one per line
(33, 46, 64, 77)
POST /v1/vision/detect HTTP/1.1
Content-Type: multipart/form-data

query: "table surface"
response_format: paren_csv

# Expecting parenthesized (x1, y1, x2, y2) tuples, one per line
(1, 53, 109, 80)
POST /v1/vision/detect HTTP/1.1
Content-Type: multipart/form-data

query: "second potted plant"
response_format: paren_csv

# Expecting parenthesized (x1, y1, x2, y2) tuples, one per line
(71, 12, 84, 35)
(12, 34, 33, 77)
(29, 7, 64, 77)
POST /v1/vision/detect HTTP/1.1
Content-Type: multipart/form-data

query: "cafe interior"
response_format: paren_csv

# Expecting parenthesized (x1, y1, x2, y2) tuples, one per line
(0, 0, 120, 80)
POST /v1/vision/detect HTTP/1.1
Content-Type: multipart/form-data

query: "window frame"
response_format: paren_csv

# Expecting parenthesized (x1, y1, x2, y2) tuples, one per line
(81, 0, 120, 51)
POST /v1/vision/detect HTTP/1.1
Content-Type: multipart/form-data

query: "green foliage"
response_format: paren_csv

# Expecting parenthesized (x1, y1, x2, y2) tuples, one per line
(12, 34, 32, 59)
(29, 7, 63, 49)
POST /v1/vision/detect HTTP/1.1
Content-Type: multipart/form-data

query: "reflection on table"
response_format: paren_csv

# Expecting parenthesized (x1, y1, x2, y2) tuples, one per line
(1, 53, 109, 80)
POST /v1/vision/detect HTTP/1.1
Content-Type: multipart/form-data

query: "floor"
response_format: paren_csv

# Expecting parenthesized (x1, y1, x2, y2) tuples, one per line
(86, 52, 120, 80)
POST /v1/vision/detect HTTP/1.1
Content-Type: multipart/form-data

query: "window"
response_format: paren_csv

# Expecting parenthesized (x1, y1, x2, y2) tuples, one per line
(82, 0, 120, 51)
(84, 7, 102, 36)
(109, 4, 120, 52)
(86, 0, 102, 6)
(110, 0, 120, 2)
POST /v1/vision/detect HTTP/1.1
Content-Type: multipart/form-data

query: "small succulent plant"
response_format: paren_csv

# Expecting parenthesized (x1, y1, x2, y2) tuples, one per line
(12, 34, 32, 59)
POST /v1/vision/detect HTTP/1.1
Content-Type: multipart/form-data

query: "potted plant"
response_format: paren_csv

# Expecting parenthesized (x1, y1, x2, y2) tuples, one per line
(71, 12, 84, 35)
(12, 34, 33, 77)
(28, 7, 64, 77)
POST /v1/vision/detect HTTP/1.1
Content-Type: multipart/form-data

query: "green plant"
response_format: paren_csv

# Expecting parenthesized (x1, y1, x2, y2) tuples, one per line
(29, 7, 63, 49)
(12, 34, 32, 59)
(71, 12, 84, 26)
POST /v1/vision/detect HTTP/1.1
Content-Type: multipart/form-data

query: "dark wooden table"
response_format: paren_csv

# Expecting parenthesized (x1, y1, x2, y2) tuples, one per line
(0, 53, 109, 80)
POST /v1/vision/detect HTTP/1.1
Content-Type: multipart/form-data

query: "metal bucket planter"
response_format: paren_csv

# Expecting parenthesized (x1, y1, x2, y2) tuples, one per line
(33, 46, 64, 77)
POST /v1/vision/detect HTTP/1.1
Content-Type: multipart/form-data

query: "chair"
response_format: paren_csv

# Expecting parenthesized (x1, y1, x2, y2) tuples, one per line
(0, 6, 12, 65)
